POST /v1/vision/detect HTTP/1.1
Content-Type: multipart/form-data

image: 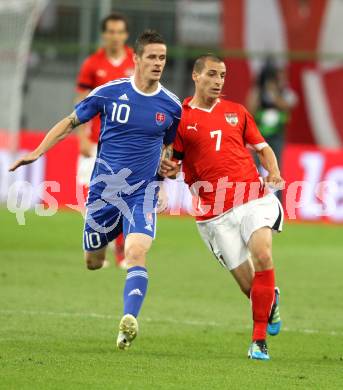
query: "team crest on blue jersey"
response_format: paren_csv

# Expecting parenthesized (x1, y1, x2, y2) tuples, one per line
(225, 112, 239, 126)
(155, 112, 166, 126)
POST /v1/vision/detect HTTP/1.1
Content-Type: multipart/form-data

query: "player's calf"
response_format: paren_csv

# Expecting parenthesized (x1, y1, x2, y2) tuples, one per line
(118, 234, 152, 339)
(230, 259, 254, 298)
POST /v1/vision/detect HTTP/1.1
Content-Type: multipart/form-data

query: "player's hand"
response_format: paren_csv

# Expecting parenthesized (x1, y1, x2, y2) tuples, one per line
(159, 159, 180, 178)
(9, 151, 41, 172)
(156, 184, 168, 213)
(264, 171, 285, 190)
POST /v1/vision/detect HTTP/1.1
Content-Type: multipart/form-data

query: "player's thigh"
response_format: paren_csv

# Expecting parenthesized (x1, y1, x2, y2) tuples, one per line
(196, 212, 249, 271)
(124, 233, 153, 267)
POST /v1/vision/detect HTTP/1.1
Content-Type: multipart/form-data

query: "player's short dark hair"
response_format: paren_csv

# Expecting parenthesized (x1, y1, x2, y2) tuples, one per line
(101, 12, 129, 32)
(134, 29, 166, 56)
(193, 54, 224, 73)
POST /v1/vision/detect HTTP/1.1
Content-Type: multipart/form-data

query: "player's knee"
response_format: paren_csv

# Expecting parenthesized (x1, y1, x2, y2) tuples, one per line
(86, 260, 103, 270)
(253, 248, 273, 269)
(125, 244, 147, 266)
(85, 253, 105, 270)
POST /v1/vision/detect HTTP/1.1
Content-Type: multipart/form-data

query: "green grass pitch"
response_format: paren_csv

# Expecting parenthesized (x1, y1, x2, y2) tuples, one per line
(1, 209, 342, 389)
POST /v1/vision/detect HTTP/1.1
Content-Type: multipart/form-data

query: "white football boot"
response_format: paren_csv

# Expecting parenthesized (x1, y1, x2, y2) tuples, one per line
(116, 314, 138, 350)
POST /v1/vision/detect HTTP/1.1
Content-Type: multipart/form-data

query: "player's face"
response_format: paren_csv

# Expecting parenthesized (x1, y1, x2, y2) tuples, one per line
(193, 60, 226, 100)
(135, 44, 167, 82)
(102, 20, 128, 52)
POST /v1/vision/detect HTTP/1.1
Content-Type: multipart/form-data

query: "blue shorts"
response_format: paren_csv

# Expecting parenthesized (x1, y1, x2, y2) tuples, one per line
(83, 187, 157, 251)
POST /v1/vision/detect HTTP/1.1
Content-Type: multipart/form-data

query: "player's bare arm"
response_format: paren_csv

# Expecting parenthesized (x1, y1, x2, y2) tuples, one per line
(9, 111, 81, 172)
(256, 145, 285, 189)
(161, 143, 173, 160)
(159, 144, 172, 173)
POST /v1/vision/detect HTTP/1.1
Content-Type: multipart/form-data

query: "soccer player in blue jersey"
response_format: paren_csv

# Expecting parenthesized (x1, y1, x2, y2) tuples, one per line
(9, 30, 182, 350)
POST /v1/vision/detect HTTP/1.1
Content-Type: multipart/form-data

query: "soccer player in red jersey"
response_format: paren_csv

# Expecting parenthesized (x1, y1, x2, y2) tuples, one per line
(75, 13, 134, 267)
(160, 55, 284, 360)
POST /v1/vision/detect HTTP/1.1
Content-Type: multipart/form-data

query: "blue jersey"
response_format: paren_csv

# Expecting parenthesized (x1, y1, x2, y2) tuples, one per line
(75, 77, 181, 187)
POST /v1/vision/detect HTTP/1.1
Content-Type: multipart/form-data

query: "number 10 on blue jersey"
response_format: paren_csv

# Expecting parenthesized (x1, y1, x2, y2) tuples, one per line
(111, 102, 131, 124)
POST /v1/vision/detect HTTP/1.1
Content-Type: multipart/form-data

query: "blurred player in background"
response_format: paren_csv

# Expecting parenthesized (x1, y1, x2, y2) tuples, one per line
(160, 55, 284, 361)
(76, 12, 134, 268)
(10, 30, 181, 351)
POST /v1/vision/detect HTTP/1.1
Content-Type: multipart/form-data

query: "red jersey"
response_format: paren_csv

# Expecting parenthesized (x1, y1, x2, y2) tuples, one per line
(173, 97, 268, 221)
(76, 46, 134, 143)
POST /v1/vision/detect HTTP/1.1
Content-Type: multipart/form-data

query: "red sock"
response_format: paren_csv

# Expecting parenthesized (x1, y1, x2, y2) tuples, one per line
(250, 269, 275, 341)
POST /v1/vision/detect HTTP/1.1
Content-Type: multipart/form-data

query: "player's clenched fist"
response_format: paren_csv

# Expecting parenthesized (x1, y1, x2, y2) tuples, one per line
(159, 158, 179, 178)
(9, 151, 40, 172)
(264, 171, 285, 190)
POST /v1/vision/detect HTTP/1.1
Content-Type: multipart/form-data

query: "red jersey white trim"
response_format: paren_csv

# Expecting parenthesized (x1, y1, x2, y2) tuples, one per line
(189, 98, 220, 113)
(174, 97, 268, 221)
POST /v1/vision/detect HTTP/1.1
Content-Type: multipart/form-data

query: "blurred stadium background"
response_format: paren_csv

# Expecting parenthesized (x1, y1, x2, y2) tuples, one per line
(1, 1, 342, 388)
(1, 0, 343, 220)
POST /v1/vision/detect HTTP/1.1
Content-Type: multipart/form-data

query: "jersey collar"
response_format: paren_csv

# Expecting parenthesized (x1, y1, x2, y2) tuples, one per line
(183, 96, 220, 112)
(130, 76, 161, 96)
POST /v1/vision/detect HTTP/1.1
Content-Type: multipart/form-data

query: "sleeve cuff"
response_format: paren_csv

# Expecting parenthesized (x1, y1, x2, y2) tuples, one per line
(246, 142, 268, 151)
